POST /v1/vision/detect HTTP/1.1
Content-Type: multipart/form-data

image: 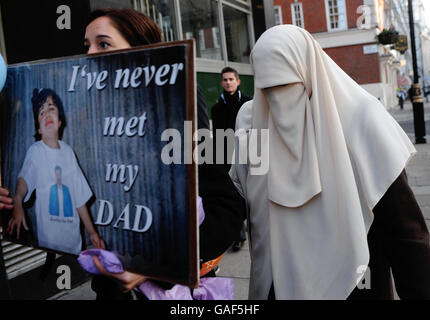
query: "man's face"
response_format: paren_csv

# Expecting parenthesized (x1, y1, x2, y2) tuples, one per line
(38, 96, 61, 138)
(221, 72, 240, 95)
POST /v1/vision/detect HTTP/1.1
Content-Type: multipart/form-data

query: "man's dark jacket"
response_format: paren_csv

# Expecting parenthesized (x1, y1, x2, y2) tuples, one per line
(211, 89, 251, 132)
(211, 89, 251, 171)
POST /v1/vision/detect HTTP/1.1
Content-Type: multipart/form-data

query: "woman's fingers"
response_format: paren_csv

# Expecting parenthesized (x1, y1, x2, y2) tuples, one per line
(0, 187, 9, 196)
(0, 203, 14, 210)
(92, 256, 146, 292)
(92, 256, 107, 275)
(0, 189, 13, 210)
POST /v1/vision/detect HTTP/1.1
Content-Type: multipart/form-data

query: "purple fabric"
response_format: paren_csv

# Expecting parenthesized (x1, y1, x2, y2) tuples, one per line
(198, 196, 205, 226)
(78, 196, 206, 275)
(137, 277, 234, 300)
(193, 278, 234, 300)
(77, 196, 233, 300)
(78, 249, 124, 274)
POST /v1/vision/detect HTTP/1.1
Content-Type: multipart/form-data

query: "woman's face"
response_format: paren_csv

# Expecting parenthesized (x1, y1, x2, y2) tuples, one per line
(84, 16, 131, 54)
(38, 96, 61, 138)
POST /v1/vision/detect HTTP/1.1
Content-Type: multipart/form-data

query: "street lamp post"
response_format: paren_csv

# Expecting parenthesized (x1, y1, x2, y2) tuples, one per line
(408, 0, 426, 144)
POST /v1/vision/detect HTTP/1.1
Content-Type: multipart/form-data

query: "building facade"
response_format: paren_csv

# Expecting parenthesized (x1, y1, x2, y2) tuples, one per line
(387, 0, 430, 91)
(272, 0, 429, 108)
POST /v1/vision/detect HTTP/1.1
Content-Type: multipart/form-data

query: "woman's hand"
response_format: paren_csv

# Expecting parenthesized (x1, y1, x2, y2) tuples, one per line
(0, 187, 13, 210)
(7, 201, 28, 239)
(89, 232, 106, 250)
(92, 256, 148, 293)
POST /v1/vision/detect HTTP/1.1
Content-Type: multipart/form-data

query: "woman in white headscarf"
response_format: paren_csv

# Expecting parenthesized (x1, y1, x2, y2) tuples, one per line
(230, 24, 430, 300)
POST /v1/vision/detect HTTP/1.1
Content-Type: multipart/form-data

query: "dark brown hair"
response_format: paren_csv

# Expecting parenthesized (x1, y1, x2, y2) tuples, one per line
(32, 88, 67, 141)
(87, 8, 162, 46)
(221, 66, 239, 80)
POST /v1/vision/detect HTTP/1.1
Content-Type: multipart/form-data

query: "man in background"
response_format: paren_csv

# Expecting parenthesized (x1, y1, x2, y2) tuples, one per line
(211, 67, 251, 252)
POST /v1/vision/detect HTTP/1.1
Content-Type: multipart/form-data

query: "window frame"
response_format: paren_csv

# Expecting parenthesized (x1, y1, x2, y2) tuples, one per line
(173, 0, 254, 72)
(274, 5, 283, 25)
(324, 0, 348, 32)
(290, 2, 304, 29)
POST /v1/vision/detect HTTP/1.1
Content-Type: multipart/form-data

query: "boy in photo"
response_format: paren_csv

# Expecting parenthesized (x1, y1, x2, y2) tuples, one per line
(7, 88, 105, 255)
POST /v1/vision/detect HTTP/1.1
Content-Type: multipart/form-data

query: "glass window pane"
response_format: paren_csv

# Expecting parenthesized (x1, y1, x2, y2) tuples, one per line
(181, 0, 222, 60)
(90, 0, 134, 10)
(274, 6, 282, 25)
(326, 0, 347, 30)
(223, 5, 251, 63)
(228, 0, 251, 12)
(133, 0, 178, 41)
(337, 0, 347, 29)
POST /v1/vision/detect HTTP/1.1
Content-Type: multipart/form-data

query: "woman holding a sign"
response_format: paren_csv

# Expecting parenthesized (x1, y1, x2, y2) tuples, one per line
(83, 8, 246, 299)
(1, 8, 245, 299)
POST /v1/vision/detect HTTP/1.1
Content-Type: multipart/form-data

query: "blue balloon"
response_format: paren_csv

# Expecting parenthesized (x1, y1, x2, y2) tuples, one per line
(0, 54, 6, 91)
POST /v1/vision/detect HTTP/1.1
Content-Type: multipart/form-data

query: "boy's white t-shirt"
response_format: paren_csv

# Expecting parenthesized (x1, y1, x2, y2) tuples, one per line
(19, 140, 92, 255)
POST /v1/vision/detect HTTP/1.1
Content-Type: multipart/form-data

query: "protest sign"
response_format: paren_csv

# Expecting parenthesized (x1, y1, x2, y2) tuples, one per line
(0, 40, 198, 287)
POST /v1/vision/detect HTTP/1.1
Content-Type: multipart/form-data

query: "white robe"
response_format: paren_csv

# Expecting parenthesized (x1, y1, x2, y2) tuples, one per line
(230, 25, 416, 300)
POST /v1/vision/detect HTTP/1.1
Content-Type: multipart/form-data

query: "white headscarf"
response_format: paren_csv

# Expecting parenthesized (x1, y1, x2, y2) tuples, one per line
(252, 24, 415, 210)
(243, 25, 416, 299)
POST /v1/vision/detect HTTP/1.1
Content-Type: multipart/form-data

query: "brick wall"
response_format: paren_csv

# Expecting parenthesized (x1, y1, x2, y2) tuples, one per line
(274, 0, 363, 32)
(324, 44, 381, 84)
(346, 0, 363, 29)
(275, 0, 327, 32)
(272, 1, 379, 85)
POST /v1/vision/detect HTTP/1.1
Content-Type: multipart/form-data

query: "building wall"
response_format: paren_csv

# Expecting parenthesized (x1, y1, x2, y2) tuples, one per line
(324, 44, 381, 84)
(275, 0, 363, 32)
(273, 0, 379, 86)
(275, 0, 326, 32)
(346, 0, 363, 29)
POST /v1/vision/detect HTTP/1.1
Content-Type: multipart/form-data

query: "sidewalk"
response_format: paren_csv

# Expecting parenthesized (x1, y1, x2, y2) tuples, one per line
(51, 100, 430, 300)
(389, 100, 430, 228)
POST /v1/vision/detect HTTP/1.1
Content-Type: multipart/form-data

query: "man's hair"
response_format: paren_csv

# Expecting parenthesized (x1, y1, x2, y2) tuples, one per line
(221, 67, 239, 79)
(87, 8, 162, 47)
(55, 166, 62, 173)
(31, 88, 66, 141)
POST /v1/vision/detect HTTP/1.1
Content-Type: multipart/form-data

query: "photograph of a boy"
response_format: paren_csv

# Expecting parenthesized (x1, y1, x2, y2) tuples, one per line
(6, 88, 105, 255)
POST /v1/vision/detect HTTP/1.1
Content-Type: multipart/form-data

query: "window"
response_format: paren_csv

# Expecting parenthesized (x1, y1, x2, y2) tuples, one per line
(90, 0, 134, 9)
(181, 0, 223, 60)
(132, 0, 178, 41)
(325, 0, 347, 31)
(196, 27, 221, 53)
(223, 4, 251, 63)
(291, 2, 304, 28)
(91, 0, 255, 65)
(274, 6, 283, 25)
